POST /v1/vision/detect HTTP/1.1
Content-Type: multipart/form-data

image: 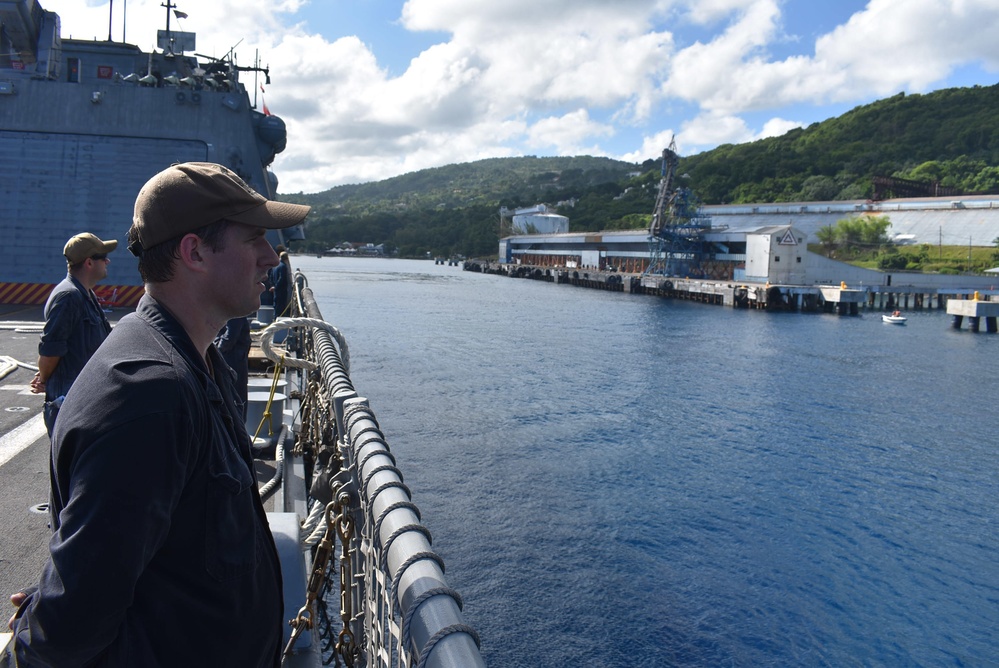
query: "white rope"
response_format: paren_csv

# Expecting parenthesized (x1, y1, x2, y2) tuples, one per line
(259, 317, 350, 373)
(0, 322, 43, 333)
(300, 498, 327, 546)
(257, 431, 285, 499)
(301, 500, 332, 547)
(0, 357, 18, 381)
(0, 356, 38, 376)
(300, 498, 324, 535)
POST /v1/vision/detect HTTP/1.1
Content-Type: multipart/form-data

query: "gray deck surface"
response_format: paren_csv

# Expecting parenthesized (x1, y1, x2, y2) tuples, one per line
(0, 305, 75, 622)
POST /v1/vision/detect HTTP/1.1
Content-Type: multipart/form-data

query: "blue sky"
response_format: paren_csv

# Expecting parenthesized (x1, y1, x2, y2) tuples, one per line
(42, 0, 999, 193)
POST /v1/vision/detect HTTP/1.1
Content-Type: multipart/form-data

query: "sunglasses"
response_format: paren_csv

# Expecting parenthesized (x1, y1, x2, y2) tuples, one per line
(90, 254, 109, 261)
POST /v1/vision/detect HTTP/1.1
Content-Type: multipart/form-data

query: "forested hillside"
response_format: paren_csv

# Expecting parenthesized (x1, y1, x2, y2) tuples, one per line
(683, 84, 999, 203)
(283, 82, 999, 258)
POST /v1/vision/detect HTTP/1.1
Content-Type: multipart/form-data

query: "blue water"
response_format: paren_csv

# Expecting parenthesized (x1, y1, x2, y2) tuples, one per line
(295, 256, 999, 667)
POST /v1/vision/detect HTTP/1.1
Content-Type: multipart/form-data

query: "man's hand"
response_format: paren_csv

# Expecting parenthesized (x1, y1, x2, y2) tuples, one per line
(8, 592, 27, 630)
(32, 356, 60, 395)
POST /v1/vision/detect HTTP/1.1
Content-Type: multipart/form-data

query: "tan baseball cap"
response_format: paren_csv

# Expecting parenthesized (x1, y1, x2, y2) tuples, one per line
(64, 233, 118, 264)
(129, 162, 311, 254)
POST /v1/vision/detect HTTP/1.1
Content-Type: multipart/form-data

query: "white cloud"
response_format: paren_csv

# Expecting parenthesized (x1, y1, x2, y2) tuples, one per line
(664, 0, 999, 117)
(526, 110, 615, 154)
(661, 0, 785, 113)
(811, 0, 999, 97)
(274, 0, 684, 190)
(757, 117, 803, 140)
(684, 0, 770, 26)
(620, 129, 680, 163)
(679, 113, 754, 149)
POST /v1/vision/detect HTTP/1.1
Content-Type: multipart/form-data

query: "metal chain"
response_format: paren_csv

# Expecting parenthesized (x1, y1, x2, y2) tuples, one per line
(299, 374, 330, 458)
(284, 501, 339, 659)
(280, 282, 357, 666)
(334, 490, 358, 667)
(296, 377, 316, 458)
(295, 323, 343, 664)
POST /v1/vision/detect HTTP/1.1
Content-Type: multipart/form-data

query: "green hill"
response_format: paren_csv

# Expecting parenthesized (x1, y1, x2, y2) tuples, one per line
(287, 155, 637, 213)
(681, 84, 999, 203)
(284, 82, 999, 258)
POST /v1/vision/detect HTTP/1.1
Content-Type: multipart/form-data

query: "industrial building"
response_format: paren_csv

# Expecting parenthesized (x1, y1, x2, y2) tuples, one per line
(499, 195, 999, 289)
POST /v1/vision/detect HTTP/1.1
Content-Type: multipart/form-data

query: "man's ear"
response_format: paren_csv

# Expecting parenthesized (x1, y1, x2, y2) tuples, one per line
(176, 234, 207, 270)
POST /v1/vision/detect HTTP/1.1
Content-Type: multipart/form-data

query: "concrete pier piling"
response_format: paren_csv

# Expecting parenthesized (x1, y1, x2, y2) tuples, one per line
(819, 284, 865, 315)
(946, 292, 999, 332)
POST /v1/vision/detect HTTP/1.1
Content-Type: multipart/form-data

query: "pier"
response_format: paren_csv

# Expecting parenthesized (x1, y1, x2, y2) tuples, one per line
(946, 292, 999, 332)
(464, 261, 999, 327)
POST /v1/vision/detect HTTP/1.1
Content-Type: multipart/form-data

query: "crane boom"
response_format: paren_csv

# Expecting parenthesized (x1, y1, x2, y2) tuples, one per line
(649, 139, 679, 238)
(644, 136, 710, 277)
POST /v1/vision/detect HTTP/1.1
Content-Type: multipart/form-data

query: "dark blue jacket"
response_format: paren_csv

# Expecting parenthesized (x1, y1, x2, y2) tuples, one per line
(215, 316, 252, 415)
(271, 262, 290, 318)
(14, 295, 283, 667)
(38, 274, 112, 401)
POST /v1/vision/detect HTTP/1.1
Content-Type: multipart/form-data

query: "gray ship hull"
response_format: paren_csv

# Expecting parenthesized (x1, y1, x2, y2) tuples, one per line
(0, 0, 298, 305)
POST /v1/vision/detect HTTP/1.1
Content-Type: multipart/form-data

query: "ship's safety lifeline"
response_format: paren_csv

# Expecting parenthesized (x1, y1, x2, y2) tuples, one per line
(287, 281, 484, 668)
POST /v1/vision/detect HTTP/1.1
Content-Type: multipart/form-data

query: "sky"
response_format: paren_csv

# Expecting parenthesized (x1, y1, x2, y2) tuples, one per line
(41, 0, 999, 194)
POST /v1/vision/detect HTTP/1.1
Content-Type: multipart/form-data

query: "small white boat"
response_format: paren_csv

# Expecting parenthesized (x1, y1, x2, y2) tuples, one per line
(882, 311, 907, 324)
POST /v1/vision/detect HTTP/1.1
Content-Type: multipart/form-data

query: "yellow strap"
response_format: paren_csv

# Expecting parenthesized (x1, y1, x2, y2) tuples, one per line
(251, 355, 285, 442)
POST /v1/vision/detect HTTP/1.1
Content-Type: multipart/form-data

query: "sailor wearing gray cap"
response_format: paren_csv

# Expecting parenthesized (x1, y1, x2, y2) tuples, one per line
(11, 163, 310, 667)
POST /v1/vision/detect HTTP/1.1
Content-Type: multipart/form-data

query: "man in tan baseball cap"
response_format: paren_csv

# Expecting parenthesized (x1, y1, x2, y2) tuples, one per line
(11, 163, 310, 666)
(62, 232, 118, 266)
(30, 232, 118, 435)
(127, 161, 309, 254)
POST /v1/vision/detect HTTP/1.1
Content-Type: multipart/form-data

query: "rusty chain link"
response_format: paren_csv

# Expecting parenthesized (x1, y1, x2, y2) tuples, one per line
(333, 490, 357, 666)
(283, 488, 359, 666)
(283, 500, 338, 659)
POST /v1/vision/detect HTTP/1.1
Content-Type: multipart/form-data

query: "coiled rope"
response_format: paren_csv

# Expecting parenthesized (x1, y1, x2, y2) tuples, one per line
(260, 317, 350, 373)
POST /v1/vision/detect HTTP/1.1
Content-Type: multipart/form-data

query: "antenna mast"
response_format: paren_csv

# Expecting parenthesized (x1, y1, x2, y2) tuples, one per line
(161, 0, 175, 34)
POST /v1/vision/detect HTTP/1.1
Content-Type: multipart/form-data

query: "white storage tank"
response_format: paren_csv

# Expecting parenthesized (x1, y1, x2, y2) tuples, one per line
(511, 213, 569, 235)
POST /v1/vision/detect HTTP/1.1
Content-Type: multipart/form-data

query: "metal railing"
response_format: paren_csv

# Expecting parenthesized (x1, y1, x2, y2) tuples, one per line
(281, 274, 484, 668)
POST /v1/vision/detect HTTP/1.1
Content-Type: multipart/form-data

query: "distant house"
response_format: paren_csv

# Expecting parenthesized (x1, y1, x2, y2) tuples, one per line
(328, 242, 386, 256)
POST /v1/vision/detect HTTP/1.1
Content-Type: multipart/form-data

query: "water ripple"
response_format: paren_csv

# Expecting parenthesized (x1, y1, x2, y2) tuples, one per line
(299, 257, 999, 667)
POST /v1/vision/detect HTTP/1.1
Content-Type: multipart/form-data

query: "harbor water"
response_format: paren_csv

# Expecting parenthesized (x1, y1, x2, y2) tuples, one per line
(295, 256, 998, 667)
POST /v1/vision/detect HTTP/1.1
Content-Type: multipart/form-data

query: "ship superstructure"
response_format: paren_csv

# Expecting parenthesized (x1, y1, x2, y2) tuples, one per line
(0, 0, 300, 305)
